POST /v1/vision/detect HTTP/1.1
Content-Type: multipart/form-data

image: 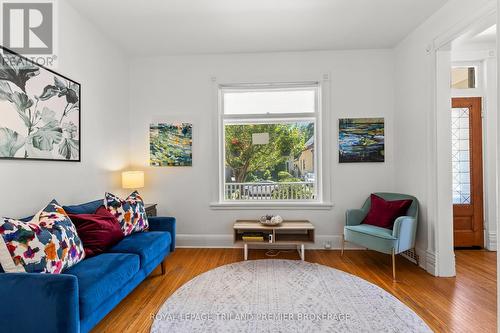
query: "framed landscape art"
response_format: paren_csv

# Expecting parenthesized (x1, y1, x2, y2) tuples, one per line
(0, 46, 81, 161)
(339, 118, 384, 163)
(150, 122, 193, 166)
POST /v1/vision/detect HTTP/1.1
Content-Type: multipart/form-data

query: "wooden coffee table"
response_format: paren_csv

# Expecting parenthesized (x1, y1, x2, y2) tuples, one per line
(233, 220, 315, 261)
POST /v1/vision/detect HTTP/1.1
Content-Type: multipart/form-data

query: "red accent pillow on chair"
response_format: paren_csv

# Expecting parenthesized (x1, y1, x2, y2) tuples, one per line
(362, 194, 412, 229)
(67, 206, 124, 257)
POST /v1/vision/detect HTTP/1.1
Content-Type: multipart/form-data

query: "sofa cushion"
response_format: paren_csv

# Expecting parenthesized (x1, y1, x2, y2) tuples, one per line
(0, 200, 85, 274)
(104, 191, 149, 236)
(64, 253, 140, 318)
(63, 200, 103, 215)
(109, 231, 171, 268)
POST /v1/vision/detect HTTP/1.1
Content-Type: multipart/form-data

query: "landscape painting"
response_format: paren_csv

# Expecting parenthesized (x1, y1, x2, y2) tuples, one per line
(150, 122, 192, 166)
(0, 46, 80, 161)
(339, 118, 384, 163)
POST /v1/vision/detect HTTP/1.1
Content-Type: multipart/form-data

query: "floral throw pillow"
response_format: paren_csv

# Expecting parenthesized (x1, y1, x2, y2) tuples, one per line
(0, 200, 85, 273)
(104, 191, 149, 236)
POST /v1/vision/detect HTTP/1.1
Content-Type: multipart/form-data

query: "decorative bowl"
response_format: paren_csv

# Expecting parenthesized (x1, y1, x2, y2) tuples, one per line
(259, 215, 283, 226)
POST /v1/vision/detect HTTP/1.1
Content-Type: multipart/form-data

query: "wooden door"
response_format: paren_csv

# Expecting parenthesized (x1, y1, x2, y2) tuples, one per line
(452, 97, 484, 247)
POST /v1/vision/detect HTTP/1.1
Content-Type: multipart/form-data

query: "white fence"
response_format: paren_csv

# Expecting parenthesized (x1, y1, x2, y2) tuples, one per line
(225, 182, 315, 200)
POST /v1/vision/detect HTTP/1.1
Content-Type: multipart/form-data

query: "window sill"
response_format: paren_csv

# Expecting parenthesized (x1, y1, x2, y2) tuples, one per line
(209, 201, 334, 210)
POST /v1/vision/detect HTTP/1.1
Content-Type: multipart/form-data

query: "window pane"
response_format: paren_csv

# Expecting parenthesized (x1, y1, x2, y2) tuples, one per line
(224, 122, 315, 200)
(451, 107, 471, 204)
(223, 89, 316, 115)
(451, 67, 476, 89)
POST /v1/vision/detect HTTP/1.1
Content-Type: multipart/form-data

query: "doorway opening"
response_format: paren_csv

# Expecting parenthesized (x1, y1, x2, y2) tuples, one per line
(450, 22, 497, 250)
(431, 7, 497, 277)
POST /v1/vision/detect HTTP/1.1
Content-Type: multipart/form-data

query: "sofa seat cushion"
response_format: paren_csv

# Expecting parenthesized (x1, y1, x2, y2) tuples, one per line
(109, 231, 171, 268)
(64, 253, 140, 318)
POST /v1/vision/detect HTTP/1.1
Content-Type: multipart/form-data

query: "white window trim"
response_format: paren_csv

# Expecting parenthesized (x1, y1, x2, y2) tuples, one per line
(210, 75, 333, 210)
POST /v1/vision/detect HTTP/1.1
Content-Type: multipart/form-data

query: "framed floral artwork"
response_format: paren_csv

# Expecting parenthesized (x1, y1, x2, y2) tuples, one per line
(0, 46, 81, 161)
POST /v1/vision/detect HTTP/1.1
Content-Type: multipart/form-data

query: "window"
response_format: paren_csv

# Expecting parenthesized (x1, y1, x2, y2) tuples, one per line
(451, 66, 477, 89)
(219, 83, 320, 202)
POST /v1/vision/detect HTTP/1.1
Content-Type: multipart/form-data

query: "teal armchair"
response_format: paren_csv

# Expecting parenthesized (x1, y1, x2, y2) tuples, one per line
(341, 192, 419, 281)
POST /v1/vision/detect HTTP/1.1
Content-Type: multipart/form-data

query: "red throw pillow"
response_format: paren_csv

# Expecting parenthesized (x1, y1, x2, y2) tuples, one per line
(362, 194, 412, 229)
(67, 206, 124, 257)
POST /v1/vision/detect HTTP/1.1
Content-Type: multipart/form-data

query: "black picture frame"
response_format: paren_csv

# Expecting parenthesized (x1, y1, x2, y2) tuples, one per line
(0, 45, 81, 162)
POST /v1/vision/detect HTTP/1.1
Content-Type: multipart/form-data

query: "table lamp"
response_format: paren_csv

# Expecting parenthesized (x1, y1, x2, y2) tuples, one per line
(122, 171, 144, 189)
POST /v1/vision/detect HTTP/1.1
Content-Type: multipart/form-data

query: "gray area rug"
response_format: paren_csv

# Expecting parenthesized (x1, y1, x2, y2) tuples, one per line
(151, 259, 432, 333)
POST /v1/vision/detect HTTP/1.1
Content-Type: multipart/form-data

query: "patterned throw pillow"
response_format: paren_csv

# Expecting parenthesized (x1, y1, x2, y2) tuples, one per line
(0, 200, 85, 273)
(104, 191, 149, 236)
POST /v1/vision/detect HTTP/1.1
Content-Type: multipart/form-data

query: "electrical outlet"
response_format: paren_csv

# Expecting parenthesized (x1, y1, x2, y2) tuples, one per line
(324, 241, 332, 249)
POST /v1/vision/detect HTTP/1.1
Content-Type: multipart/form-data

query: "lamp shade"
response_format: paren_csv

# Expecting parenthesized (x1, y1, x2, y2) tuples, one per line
(122, 171, 144, 189)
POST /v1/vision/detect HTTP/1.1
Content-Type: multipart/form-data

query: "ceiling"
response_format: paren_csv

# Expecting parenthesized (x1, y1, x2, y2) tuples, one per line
(67, 0, 449, 56)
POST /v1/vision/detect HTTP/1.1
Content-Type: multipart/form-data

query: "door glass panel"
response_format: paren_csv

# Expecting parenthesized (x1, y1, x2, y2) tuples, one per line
(451, 107, 471, 204)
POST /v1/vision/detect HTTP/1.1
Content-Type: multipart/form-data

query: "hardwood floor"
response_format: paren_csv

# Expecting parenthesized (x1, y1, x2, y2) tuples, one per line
(93, 249, 496, 333)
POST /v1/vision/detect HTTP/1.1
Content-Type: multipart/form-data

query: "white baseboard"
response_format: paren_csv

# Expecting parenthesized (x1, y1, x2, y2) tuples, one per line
(424, 249, 456, 277)
(487, 232, 497, 251)
(424, 250, 437, 276)
(176, 234, 363, 250)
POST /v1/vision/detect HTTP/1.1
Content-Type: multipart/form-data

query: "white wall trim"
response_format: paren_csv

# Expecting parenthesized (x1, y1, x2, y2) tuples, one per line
(432, 2, 496, 51)
(425, 250, 437, 276)
(487, 231, 497, 251)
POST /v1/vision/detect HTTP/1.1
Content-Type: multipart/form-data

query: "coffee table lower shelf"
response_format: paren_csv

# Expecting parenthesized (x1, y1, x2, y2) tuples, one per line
(233, 220, 315, 261)
(236, 242, 309, 260)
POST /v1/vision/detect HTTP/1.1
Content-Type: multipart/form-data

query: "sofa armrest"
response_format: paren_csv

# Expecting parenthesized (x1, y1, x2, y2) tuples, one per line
(149, 216, 176, 252)
(392, 216, 417, 253)
(345, 209, 367, 226)
(0, 273, 79, 333)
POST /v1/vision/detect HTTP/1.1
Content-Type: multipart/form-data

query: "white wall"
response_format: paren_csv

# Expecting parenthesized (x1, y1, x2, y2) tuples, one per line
(394, 0, 496, 274)
(128, 50, 396, 248)
(0, 1, 129, 217)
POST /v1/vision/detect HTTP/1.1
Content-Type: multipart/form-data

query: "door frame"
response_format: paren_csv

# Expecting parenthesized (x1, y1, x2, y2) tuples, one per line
(428, 2, 496, 277)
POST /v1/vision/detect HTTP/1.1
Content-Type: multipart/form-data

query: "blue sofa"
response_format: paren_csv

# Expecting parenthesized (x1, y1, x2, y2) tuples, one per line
(0, 199, 176, 333)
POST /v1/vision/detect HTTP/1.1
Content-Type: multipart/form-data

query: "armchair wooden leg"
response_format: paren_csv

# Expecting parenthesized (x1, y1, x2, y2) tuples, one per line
(392, 249, 396, 281)
(160, 260, 166, 276)
(341, 234, 345, 256)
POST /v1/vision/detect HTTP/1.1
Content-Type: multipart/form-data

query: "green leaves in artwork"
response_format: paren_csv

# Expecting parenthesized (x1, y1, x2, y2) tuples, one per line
(0, 51, 40, 92)
(29, 121, 63, 151)
(0, 49, 80, 160)
(0, 81, 13, 102)
(0, 127, 25, 157)
(40, 107, 56, 124)
(9, 91, 34, 128)
(58, 138, 79, 160)
(38, 76, 79, 105)
(11, 91, 33, 112)
(38, 85, 60, 101)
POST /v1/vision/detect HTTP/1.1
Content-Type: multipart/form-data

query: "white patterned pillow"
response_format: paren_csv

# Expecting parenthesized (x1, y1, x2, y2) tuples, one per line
(0, 200, 85, 273)
(104, 191, 149, 236)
